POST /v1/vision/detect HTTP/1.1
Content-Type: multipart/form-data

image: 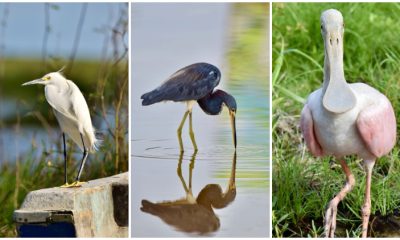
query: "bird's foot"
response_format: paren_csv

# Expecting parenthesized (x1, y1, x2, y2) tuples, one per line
(60, 182, 74, 188)
(70, 181, 87, 187)
(324, 199, 338, 238)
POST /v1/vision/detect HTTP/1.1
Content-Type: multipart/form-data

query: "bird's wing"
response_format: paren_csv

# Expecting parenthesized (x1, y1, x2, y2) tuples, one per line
(356, 97, 396, 158)
(300, 104, 324, 157)
(141, 63, 221, 105)
(45, 81, 93, 131)
(45, 84, 77, 123)
(67, 81, 92, 126)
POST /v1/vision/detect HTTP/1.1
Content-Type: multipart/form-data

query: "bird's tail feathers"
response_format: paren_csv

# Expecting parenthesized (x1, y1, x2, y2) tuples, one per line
(92, 137, 102, 152)
(88, 128, 102, 153)
(141, 89, 163, 106)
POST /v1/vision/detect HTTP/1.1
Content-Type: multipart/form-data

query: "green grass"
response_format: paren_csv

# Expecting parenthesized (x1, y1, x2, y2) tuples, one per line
(273, 3, 400, 237)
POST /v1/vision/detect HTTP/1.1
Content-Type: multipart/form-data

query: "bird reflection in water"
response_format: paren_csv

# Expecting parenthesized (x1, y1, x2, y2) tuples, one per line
(141, 151, 237, 235)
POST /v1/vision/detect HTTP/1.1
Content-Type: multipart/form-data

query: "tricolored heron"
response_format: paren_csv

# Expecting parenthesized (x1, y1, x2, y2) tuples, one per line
(22, 70, 99, 188)
(141, 62, 237, 152)
(300, 9, 396, 237)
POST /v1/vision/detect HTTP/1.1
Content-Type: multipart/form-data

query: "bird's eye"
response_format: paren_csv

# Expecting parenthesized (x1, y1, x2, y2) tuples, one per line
(321, 24, 323, 30)
(209, 70, 218, 78)
(343, 23, 345, 28)
(45, 76, 51, 80)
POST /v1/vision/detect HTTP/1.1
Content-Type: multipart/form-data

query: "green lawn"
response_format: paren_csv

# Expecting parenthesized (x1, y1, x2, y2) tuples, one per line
(272, 3, 400, 237)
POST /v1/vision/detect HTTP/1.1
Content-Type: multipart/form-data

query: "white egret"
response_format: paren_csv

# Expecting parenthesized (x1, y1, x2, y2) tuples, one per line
(22, 69, 99, 188)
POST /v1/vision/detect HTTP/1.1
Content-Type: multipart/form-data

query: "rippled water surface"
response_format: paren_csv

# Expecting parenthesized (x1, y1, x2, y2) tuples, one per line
(131, 3, 269, 237)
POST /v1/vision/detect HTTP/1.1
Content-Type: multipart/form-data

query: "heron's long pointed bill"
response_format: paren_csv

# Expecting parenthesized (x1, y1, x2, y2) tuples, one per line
(229, 110, 237, 149)
(21, 79, 43, 86)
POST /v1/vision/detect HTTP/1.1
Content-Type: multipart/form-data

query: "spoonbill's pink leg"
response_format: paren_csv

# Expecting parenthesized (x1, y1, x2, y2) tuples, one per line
(324, 158, 355, 238)
(361, 159, 375, 238)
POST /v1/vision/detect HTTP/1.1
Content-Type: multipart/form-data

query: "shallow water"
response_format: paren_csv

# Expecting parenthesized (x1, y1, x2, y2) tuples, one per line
(131, 3, 269, 237)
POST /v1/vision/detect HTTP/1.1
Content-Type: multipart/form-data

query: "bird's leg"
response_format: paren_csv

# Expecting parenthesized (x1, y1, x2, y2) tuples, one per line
(60, 133, 73, 188)
(188, 151, 197, 194)
(71, 133, 88, 187)
(177, 111, 189, 152)
(361, 159, 375, 238)
(186, 152, 197, 203)
(324, 158, 355, 238)
(176, 152, 189, 193)
(188, 112, 198, 152)
(64, 133, 67, 184)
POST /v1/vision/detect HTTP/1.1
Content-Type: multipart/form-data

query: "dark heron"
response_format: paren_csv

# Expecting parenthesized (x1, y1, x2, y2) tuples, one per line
(141, 62, 237, 152)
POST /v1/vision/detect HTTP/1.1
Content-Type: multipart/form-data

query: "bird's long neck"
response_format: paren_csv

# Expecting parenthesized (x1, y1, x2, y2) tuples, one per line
(196, 184, 236, 211)
(197, 90, 226, 115)
(196, 151, 237, 210)
(49, 79, 69, 93)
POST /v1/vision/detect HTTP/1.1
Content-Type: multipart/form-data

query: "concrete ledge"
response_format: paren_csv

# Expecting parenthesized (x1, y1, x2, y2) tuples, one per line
(14, 172, 128, 237)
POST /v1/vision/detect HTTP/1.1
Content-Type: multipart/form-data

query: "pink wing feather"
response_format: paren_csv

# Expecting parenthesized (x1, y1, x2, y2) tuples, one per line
(300, 104, 324, 157)
(357, 97, 396, 158)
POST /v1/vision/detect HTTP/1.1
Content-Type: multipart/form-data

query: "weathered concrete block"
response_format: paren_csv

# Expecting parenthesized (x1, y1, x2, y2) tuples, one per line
(14, 172, 128, 238)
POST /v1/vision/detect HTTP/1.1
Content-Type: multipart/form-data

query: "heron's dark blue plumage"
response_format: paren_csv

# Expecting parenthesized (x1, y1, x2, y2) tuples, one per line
(197, 90, 237, 115)
(141, 62, 237, 150)
(141, 63, 220, 106)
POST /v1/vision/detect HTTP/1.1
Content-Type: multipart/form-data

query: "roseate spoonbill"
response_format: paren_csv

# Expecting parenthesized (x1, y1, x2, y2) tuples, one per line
(22, 70, 99, 188)
(141, 151, 236, 234)
(300, 9, 396, 237)
(141, 63, 237, 152)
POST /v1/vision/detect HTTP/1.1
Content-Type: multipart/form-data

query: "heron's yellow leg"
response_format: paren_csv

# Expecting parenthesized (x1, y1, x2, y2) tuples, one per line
(188, 151, 197, 191)
(188, 112, 198, 151)
(177, 111, 189, 152)
(176, 152, 189, 193)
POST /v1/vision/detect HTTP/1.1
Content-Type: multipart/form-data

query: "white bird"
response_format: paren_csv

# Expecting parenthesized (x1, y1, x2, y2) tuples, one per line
(22, 69, 99, 188)
(300, 9, 396, 237)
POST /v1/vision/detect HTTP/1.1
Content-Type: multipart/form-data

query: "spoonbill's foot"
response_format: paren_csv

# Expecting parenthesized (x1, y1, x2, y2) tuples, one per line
(70, 181, 87, 187)
(60, 182, 74, 188)
(324, 200, 338, 238)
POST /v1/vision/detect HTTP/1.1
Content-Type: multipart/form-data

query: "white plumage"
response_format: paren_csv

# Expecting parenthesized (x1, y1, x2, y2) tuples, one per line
(22, 70, 99, 187)
(43, 72, 98, 152)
